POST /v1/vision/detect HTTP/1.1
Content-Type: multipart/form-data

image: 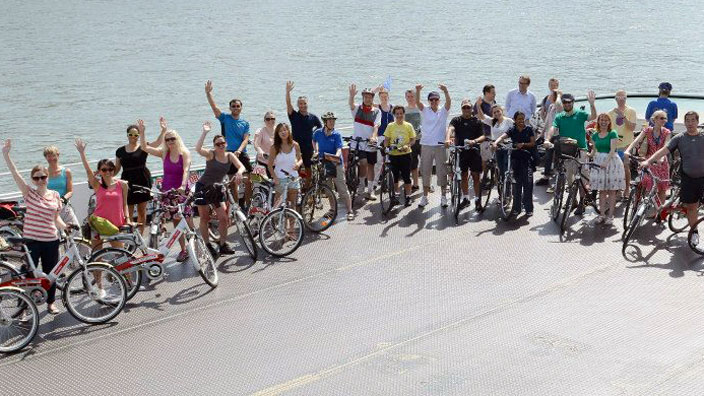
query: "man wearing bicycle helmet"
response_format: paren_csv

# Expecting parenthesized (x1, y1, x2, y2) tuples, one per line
(312, 112, 355, 220)
(348, 84, 381, 201)
(448, 99, 486, 210)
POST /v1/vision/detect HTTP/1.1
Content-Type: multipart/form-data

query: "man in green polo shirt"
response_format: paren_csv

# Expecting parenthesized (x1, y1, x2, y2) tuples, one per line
(544, 90, 597, 215)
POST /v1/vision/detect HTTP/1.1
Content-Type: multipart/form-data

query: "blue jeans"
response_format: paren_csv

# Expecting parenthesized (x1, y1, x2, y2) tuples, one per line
(512, 161, 534, 213)
(496, 148, 509, 179)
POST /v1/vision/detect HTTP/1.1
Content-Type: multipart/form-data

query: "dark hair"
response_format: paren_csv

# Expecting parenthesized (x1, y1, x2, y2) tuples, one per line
(96, 159, 116, 189)
(513, 111, 526, 121)
(561, 93, 575, 102)
(684, 111, 700, 122)
(126, 125, 138, 134)
(212, 134, 226, 144)
(482, 84, 495, 95)
(392, 105, 405, 114)
(229, 99, 243, 107)
(490, 104, 503, 127)
(273, 123, 293, 155)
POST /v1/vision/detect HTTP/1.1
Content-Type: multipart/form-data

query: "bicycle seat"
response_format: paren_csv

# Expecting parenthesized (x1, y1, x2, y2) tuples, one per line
(4, 236, 27, 246)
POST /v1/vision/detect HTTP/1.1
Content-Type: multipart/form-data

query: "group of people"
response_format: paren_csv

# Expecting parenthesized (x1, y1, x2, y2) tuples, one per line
(3, 76, 703, 315)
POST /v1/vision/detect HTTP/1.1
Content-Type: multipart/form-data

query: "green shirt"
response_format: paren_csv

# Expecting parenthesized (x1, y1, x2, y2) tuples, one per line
(553, 109, 589, 149)
(591, 130, 618, 153)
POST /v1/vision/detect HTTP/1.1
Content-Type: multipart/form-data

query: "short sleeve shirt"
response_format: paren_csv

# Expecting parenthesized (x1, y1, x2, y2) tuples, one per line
(312, 128, 343, 161)
(506, 126, 535, 164)
(553, 110, 589, 149)
(420, 107, 449, 146)
(288, 110, 321, 153)
(646, 98, 678, 131)
(450, 116, 484, 146)
(384, 122, 416, 156)
(591, 130, 619, 153)
(608, 106, 637, 149)
(667, 132, 704, 178)
(351, 105, 381, 143)
(217, 113, 250, 152)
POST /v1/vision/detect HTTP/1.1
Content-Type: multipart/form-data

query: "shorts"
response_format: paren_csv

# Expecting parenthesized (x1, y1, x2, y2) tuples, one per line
(616, 149, 625, 160)
(389, 153, 412, 184)
(193, 182, 226, 206)
(460, 149, 482, 173)
(361, 150, 378, 165)
(410, 141, 421, 170)
(274, 177, 301, 196)
(680, 173, 704, 204)
(227, 151, 253, 175)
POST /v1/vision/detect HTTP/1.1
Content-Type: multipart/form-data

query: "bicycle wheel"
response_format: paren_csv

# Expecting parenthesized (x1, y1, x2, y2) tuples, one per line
(188, 234, 218, 288)
(301, 184, 337, 231)
(667, 200, 690, 233)
(259, 208, 304, 257)
(234, 211, 258, 261)
(622, 201, 650, 250)
(499, 173, 514, 220)
(480, 165, 495, 210)
(550, 172, 566, 222)
(622, 185, 642, 232)
(0, 262, 19, 284)
(62, 263, 127, 324)
(0, 287, 39, 353)
(346, 163, 359, 205)
(560, 183, 578, 237)
(452, 177, 461, 224)
(89, 248, 141, 301)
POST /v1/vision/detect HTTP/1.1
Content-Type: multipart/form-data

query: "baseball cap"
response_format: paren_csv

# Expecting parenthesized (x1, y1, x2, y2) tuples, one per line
(460, 99, 472, 108)
(561, 93, 575, 103)
(658, 82, 673, 91)
(427, 91, 441, 100)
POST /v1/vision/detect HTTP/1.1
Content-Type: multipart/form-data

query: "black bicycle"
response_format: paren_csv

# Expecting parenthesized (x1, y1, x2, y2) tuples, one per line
(559, 155, 601, 239)
(300, 156, 338, 232)
(376, 143, 404, 216)
(447, 140, 480, 223)
(342, 136, 370, 206)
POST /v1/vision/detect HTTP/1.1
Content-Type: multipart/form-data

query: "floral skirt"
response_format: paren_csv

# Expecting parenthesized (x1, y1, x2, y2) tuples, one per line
(590, 153, 626, 191)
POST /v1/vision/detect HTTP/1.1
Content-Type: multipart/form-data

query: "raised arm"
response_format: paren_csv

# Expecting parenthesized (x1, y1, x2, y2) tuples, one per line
(1, 140, 29, 196)
(195, 122, 214, 159)
(440, 84, 451, 111)
(348, 84, 357, 111)
(180, 151, 192, 191)
(587, 90, 597, 121)
(286, 81, 295, 115)
(415, 84, 424, 111)
(137, 119, 163, 157)
(475, 97, 489, 121)
(74, 138, 100, 190)
(205, 80, 222, 118)
(147, 117, 167, 148)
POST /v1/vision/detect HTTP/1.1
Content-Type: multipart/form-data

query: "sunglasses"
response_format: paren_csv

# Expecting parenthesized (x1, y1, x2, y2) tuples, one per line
(265, 117, 276, 121)
(127, 132, 139, 137)
(429, 98, 440, 102)
(461, 106, 472, 110)
(215, 142, 227, 147)
(32, 175, 48, 181)
(100, 167, 115, 172)
(230, 105, 241, 109)
(165, 137, 177, 142)
(657, 117, 667, 120)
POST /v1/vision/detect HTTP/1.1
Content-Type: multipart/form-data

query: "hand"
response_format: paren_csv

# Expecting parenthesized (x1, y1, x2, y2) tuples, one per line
(1, 139, 10, 155)
(587, 90, 596, 104)
(415, 84, 423, 92)
(369, 136, 377, 144)
(293, 162, 300, 171)
(438, 84, 448, 93)
(273, 177, 279, 186)
(159, 116, 168, 131)
(517, 143, 524, 150)
(491, 142, 497, 150)
(235, 172, 243, 183)
(639, 161, 649, 169)
(137, 119, 145, 134)
(74, 138, 87, 153)
(542, 141, 553, 149)
(444, 139, 451, 148)
(476, 96, 483, 105)
(349, 84, 357, 97)
(202, 122, 211, 133)
(205, 80, 213, 94)
(623, 152, 630, 161)
(286, 80, 295, 93)
(401, 145, 409, 152)
(177, 187, 185, 195)
(235, 150, 241, 156)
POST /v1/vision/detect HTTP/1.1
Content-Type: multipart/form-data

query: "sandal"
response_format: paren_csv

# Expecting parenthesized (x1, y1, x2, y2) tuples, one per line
(176, 249, 189, 262)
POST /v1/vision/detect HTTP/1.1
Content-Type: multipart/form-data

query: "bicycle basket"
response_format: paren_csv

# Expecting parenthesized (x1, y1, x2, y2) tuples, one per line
(558, 138, 579, 158)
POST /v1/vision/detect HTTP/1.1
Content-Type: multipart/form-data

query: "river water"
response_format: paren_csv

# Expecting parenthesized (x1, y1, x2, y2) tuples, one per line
(1, 0, 703, 191)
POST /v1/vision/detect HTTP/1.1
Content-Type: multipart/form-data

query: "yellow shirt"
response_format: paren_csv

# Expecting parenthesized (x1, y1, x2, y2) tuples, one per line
(607, 106, 637, 150)
(384, 121, 416, 156)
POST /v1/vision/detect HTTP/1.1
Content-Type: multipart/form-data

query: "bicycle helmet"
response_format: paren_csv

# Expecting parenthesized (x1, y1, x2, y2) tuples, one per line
(361, 88, 375, 96)
(321, 112, 337, 120)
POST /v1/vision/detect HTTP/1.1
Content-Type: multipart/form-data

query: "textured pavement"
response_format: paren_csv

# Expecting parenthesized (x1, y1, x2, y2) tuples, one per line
(1, 178, 704, 396)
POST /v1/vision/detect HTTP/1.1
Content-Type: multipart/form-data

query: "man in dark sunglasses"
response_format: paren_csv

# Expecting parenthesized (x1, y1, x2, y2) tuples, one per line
(205, 80, 253, 206)
(286, 80, 322, 184)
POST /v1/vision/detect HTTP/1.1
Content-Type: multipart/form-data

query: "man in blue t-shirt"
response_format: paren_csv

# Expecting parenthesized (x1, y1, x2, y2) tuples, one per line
(312, 112, 354, 221)
(205, 80, 253, 206)
(645, 82, 678, 131)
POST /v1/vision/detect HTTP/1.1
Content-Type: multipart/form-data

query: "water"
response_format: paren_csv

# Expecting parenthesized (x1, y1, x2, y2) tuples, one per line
(1, 0, 703, 191)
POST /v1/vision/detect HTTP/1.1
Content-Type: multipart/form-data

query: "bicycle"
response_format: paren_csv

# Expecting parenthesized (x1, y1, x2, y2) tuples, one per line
(0, 285, 39, 353)
(478, 142, 503, 211)
(0, 226, 128, 325)
(89, 189, 219, 298)
(447, 140, 480, 223)
(248, 172, 276, 239)
(548, 138, 581, 223)
(342, 136, 370, 206)
(559, 155, 601, 239)
(496, 140, 532, 221)
(207, 176, 258, 261)
(300, 156, 338, 232)
(258, 170, 305, 257)
(376, 142, 409, 216)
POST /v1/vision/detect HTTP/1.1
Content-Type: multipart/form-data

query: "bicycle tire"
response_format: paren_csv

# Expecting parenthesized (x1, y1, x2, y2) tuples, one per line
(57, 238, 92, 292)
(667, 199, 690, 234)
(259, 208, 304, 257)
(560, 183, 578, 237)
(89, 248, 141, 301)
(622, 212, 645, 254)
(346, 163, 359, 205)
(480, 165, 495, 210)
(234, 211, 258, 261)
(301, 184, 337, 231)
(452, 177, 461, 224)
(551, 172, 566, 222)
(0, 287, 39, 353)
(622, 187, 644, 240)
(188, 234, 218, 288)
(0, 262, 20, 285)
(62, 263, 127, 324)
(499, 173, 513, 221)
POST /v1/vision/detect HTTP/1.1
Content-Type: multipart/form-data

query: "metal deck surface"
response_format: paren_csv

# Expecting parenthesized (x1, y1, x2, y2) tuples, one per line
(1, 178, 703, 396)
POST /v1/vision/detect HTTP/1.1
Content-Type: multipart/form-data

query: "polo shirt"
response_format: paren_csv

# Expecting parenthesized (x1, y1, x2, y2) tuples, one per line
(553, 109, 589, 149)
(288, 110, 322, 153)
(217, 113, 250, 152)
(312, 128, 343, 162)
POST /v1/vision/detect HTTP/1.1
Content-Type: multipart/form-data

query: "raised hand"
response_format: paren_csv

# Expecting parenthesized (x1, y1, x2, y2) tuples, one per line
(137, 119, 145, 134)
(74, 138, 87, 153)
(587, 90, 596, 103)
(202, 122, 211, 133)
(205, 80, 214, 94)
(415, 84, 423, 92)
(476, 96, 483, 105)
(438, 84, 448, 92)
(159, 116, 168, 131)
(349, 84, 357, 97)
(1, 139, 10, 155)
(286, 81, 295, 93)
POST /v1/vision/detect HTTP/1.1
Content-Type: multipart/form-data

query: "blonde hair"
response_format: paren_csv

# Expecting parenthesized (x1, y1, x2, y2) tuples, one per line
(43, 146, 60, 157)
(162, 129, 189, 156)
(650, 110, 668, 123)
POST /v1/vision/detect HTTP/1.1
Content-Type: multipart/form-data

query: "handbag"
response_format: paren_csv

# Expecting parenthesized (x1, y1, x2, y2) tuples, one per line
(89, 215, 119, 236)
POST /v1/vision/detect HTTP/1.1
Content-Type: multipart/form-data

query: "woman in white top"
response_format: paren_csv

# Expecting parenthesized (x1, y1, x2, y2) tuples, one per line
(476, 98, 514, 176)
(254, 111, 276, 177)
(267, 123, 303, 208)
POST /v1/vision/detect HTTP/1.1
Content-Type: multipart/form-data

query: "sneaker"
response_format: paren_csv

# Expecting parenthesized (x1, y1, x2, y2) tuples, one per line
(593, 215, 605, 225)
(525, 211, 533, 217)
(47, 303, 60, 315)
(509, 209, 521, 217)
(176, 250, 189, 262)
(419, 196, 429, 207)
(429, 185, 435, 193)
(404, 196, 412, 207)
(346, 212, 355, 221)
(440, 195, 448, 208)
(365, 191, 377, 201)
(535, 177, 550, 186)
(219, 243, 235, 255)
(692, 232, 699, 247)
(474, 198, 482, 212)
(461, 197, 470, 207)
(390, 197, 400, 207)
(546, 186, 555, 194)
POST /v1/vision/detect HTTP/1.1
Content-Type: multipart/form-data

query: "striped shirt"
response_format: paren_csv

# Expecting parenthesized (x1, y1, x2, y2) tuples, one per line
(23, 189, 61, 242)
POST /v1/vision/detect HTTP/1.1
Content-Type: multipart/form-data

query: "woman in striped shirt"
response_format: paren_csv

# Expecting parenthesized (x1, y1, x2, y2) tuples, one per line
(2, 139, 66, 314)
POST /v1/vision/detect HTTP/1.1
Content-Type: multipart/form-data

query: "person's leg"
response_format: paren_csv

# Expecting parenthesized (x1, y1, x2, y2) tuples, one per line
(215, 204, 229, 246)
(411, 142, 421, 189)
(334, 164, 353, 214)
(41, 240, 60, 307)
(599, 191, 607, 219)
(400, 154, 412, 199)
(197, 205, 210, 243)
(512, 163, 523, 214)
(471, 171, 481, 200)
(436, 146, 448, 196)
(460, 170, 469, 197)
(137, 201, 147, 234)
(523, 164, 534, 213)
(607, 190, 617, 221)
(127, 204, 135, 223)
(420, 145, 433, 197)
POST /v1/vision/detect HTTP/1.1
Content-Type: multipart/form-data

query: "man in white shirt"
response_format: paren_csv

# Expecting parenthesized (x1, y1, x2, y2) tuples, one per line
(348, 84, 381, 200)
(415, 83, 451, 208)
(505, 75, 537, 121)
